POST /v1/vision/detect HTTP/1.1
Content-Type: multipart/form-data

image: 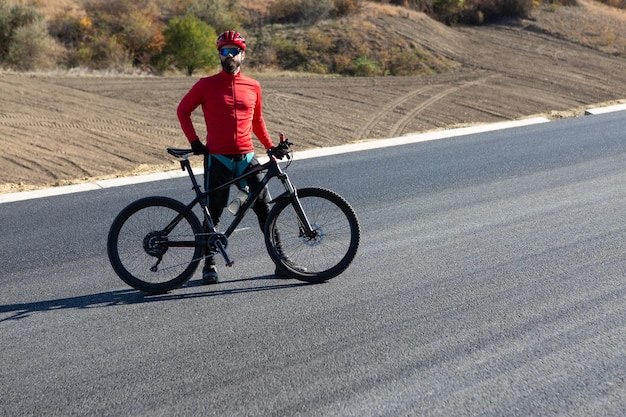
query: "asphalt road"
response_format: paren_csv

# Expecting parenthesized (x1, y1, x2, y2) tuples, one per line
(1, 112, 625, 416)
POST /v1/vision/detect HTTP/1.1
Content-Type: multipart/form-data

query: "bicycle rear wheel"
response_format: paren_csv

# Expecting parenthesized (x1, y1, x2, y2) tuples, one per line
(107, 196, 203, 293)
(265, 187, 360, 283)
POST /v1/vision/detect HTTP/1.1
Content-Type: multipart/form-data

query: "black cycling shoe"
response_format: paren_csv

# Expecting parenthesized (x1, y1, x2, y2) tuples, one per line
(274, 266, 291, 278)
(202, 258, 218, 285)
(274, 259, 307, 278)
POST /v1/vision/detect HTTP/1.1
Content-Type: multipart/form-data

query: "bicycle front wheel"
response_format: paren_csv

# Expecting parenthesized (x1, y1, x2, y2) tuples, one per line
(107, 196, 204, 293)
(265, 187, 361, 283)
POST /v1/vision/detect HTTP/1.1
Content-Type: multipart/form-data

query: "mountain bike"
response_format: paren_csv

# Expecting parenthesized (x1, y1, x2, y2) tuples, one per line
(107, 136, 361, 294)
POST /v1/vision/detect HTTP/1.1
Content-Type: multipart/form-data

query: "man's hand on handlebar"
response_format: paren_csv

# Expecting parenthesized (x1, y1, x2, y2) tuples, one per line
(269, 135, 292, 159)
(269, 145, 288, 159)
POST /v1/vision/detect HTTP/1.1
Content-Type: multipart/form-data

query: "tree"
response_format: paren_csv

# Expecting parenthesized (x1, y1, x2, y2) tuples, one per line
(159, 15, 219, 75)
(83, 0, 164, 68)
(6, 19, 63, 70)
(0, 1, 40, 61)
(184, 0, 240, 33)
(0, 2, 62, 70)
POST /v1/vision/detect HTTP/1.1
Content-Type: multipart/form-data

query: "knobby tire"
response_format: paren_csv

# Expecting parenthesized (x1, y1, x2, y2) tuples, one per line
(107, 196, 203, 293)
(265, 187, 360, 283)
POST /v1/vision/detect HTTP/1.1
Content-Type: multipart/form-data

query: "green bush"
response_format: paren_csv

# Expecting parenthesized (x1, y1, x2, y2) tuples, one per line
(332, 0, 365, 16)
(0, 1, 40, 61)
(431, 0, 534, 24)
(353, 55, 382, 76)
(0, 0, 547, 74)
(77, 34, 129, 69)
(370, 0, 534, 23)
(266, 0, 364, 23)
(269, 37, 309, 71)
(83, 0, 163, 66)
(157, 15, 219, 75)
(48, 15, 87, 50)
(48, 15, 91, 67)
(0, 1, 62, 70)
(183, 0, 240, 33)
(268, 0, 336, 24)
(250, 17, 453, 77)
(370, 0, 434, 13)
(6, 19, 63, 70)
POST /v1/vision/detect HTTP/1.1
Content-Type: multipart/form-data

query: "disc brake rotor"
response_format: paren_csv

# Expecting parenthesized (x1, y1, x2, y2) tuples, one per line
(301, 224, 324, 247)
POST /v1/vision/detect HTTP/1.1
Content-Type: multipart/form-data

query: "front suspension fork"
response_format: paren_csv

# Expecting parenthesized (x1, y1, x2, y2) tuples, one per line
(278, 173, 315, 237)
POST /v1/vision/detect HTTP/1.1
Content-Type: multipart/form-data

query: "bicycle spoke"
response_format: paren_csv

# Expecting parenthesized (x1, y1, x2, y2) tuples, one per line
(108, 197, 203, 293)
(265, 188, 360, 282)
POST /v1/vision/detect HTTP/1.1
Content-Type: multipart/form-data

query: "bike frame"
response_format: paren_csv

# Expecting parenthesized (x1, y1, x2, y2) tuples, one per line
(161, 149, 314, 266)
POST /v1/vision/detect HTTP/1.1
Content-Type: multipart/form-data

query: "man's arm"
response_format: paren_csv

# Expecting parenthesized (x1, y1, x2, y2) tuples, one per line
(177, 82, 203, 143)
(252, 86, 274, 149)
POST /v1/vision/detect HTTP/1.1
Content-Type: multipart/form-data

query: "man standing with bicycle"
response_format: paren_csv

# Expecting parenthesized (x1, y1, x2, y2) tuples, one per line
(177, 30, 276, 285)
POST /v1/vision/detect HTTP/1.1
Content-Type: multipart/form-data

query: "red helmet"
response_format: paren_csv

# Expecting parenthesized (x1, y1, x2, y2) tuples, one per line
(216, 31, 246, 51)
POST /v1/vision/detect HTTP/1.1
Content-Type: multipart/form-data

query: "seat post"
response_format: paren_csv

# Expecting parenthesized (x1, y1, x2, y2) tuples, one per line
(179, 158, 204, 199)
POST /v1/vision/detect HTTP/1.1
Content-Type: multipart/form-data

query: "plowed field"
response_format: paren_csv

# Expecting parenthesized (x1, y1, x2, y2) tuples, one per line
(1, 2, 625, 193)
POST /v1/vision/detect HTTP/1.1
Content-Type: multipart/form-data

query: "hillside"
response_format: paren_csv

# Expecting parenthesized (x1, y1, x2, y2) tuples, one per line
(1, 0, 625, 193)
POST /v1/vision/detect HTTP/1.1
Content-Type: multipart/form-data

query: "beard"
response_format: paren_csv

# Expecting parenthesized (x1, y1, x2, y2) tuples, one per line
(221, 58, 240, 74)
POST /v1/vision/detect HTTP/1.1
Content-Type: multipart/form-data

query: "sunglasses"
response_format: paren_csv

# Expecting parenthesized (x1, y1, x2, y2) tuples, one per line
(220, 47, 242, 57)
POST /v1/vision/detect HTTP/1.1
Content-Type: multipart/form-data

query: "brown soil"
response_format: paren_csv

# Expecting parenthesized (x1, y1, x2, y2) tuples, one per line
(1, 1, 625, 194)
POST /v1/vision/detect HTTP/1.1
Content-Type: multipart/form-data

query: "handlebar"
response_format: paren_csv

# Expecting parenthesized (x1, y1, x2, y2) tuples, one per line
(267, 136, 293, 160)
(167, 134, 293, 161)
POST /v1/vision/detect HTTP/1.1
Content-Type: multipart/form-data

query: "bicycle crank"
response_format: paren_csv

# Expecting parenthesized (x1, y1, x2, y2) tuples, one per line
(208, 233, 234, 267)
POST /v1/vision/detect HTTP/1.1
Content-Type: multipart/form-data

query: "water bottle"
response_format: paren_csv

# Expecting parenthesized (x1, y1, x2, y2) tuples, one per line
(228, 186, 249, 215)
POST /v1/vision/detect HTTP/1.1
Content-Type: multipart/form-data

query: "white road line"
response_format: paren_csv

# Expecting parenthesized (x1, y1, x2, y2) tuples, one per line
(584, 103, 626, 115)
(1, 105, 622, 204)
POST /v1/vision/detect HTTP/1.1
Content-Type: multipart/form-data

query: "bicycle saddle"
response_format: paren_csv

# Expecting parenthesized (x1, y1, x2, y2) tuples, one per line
(167, 148, 193, 158)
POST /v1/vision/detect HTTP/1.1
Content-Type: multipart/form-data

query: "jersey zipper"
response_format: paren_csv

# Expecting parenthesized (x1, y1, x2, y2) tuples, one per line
(231, 75, 238, 148)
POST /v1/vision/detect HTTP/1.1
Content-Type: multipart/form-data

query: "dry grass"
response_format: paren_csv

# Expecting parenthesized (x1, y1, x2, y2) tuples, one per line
(533, 0, 626, 56)
(7, 0, 83, 18)
(9, 0, 626, 59)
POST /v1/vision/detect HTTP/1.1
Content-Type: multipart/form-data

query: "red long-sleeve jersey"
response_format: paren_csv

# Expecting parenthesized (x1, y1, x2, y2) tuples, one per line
(177, 70, 274, 154)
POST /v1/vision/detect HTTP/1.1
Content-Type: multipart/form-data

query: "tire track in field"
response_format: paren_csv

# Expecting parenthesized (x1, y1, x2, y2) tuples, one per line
(265, 92, 318, 106)
(353, 85, 434, 140)
(263, 92, 320, 120)
(0, 113, 180, 136)
(389, 85, 460, 138)
(389, 74, 499, 137)
(263, 92, 331, 142)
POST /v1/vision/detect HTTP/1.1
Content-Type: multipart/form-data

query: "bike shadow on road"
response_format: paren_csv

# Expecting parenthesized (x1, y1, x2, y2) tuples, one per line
(0, 275, 315, 322)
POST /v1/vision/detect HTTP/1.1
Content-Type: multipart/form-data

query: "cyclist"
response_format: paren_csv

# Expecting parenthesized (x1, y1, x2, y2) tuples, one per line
(177, 30, 277, 285)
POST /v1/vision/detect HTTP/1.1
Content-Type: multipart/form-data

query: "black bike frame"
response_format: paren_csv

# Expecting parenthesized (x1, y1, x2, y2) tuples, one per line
(160, 151, 314, 265)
